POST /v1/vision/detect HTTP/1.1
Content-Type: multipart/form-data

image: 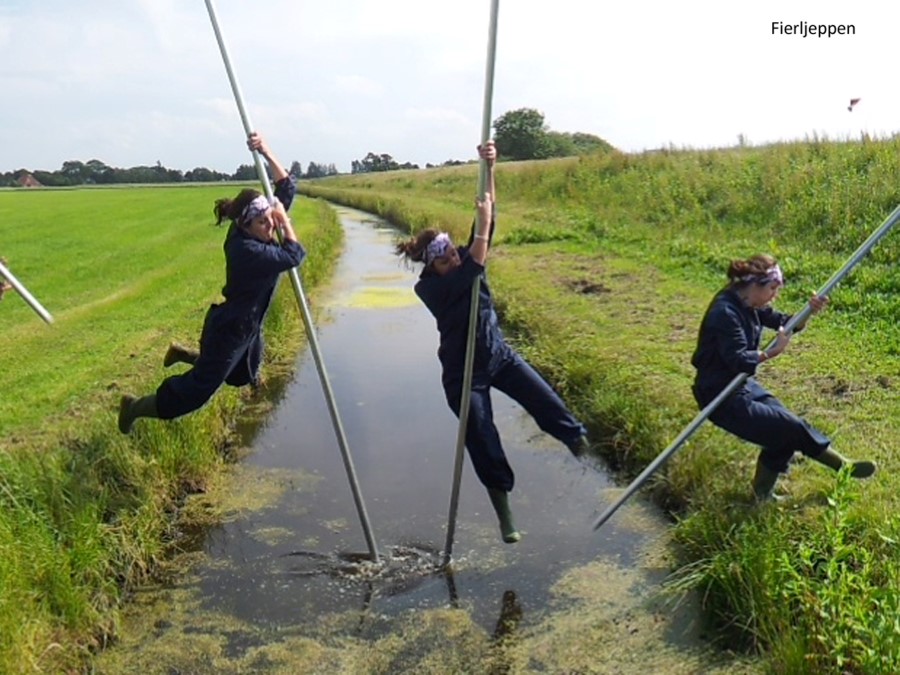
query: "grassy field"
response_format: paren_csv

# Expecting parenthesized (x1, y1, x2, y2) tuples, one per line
(300, 137, 900, 673)
(0, 185, 342, 672)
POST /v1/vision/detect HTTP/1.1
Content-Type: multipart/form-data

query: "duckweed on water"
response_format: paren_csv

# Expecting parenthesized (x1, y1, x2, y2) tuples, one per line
(96, 534, 759, 674)
(342, 286, 419, 310)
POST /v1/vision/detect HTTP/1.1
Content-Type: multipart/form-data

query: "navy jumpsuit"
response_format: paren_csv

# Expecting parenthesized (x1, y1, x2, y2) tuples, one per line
(156, 178, 305, 420)
(415, 216, 586, 492)
(691, 287, 829, 473)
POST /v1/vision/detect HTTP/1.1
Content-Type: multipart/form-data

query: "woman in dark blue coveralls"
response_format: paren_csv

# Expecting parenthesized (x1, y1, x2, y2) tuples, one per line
(692, 254, 876, 501)
(395, 140, 589, 543)
(118, 133, 305, 434)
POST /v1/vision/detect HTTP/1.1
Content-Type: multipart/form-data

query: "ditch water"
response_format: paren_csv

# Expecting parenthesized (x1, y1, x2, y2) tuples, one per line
(94, 207, 754, 674)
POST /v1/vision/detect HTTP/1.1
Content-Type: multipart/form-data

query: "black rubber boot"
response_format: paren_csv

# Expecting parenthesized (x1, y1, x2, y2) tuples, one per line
(164, 343, 199, 368)
(813, 447, 876, 479)
(487, 488, 521, 544)
(752, 457, 781, 503)
(118, 394, 159, 434)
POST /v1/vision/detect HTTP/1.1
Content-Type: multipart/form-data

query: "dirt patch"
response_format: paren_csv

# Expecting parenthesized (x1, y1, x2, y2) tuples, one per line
(566, 278, 611, 295)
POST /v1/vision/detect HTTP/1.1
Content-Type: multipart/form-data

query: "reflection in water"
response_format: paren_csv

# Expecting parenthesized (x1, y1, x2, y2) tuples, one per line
(92, 207, 746, 674)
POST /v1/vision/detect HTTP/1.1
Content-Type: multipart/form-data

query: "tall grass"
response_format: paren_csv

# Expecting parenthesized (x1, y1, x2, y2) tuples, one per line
(0, 187, 342, 672)
(300, 135, 900, 672)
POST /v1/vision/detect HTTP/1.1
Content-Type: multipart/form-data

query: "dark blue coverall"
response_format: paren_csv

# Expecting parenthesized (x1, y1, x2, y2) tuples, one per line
(414, 215, 586, 492)
(691, 287, 829, 473)
(156, 178, 305, 420)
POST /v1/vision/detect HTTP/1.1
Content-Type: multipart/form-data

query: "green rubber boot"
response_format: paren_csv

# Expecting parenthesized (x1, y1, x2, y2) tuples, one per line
(813, 447, 877, 479)
(164, 343, 199, 368)
(568, 434, 591, 458)
(118, 394, 159, 434)
(752, 457, 781, 503)
(487, 488, 521, 544)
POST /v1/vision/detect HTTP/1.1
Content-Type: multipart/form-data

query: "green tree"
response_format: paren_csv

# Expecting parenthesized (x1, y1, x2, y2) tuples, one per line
(570, 132, 614, 154)
(493, 108, 548, 160)
(232, 164, 257, 181)
(351, 152, 402, 174)
(306, 161, 329, 179)
(541, 131, 577, 158)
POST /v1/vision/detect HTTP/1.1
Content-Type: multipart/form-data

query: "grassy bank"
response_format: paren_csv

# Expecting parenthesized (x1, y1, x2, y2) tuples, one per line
(0, 187, 342, 672)
(300, 137, 900, 672)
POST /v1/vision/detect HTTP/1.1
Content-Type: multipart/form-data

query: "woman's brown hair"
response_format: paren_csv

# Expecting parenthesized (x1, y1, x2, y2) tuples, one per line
(395, 228, 440, 265)
(213, 188, 263, 229)
(727, 254, 777, 286)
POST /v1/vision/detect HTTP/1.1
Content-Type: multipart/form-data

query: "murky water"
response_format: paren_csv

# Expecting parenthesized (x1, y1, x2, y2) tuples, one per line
(94, 208, 756, 674)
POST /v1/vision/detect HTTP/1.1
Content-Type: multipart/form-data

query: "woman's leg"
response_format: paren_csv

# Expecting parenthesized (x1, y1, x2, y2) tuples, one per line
(491, 353, 587, 452)
(445, 376, 520, 542)
(445, 376, 514, 492)
(155, 311, 251, 420)
(709, 391, 821, 474)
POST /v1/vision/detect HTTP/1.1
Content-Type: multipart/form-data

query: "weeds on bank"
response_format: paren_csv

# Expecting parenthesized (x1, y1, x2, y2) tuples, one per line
(670, 470, 900, 673)
(301, 135, 900, 672)
(0, 193, 341, 672)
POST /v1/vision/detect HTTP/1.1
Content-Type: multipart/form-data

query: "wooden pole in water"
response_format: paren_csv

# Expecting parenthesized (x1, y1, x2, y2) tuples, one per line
(0, 260, 53, 324)
(592, 203, 900, 532)
(203, 0, 379, 563)
(443, 0, 500, 568)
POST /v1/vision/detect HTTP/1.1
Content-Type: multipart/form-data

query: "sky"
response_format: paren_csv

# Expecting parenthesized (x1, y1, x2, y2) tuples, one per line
(0, 0, 896, 175)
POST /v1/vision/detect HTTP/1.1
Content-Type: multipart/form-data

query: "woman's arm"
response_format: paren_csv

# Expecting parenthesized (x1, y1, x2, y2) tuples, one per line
(467, 141, 498, 266)
(271, 200, 298, 244)
(468, 195, 493, 266)
(247, 132, 288, 183)
(482, 139, 496, 203)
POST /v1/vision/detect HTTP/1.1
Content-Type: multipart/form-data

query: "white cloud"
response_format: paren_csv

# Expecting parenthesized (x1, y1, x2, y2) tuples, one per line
(332, 75, 385, 98)
(1, 0, 897, 172)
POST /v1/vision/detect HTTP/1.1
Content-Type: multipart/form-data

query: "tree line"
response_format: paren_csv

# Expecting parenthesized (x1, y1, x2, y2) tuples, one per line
(2, 108, 613, 186)
(349, 108, 614, 174)
(0, 158, 342, 188)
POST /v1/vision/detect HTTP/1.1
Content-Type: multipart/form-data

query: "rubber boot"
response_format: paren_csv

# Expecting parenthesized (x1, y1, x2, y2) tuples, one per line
(487, 488, 521, 544)
(752, 457, 781, 503)
(118, 394, 159, 434)
(164, 343, 199, 368)
(568, 434, 591, 458)
(813, 447, 877, 479)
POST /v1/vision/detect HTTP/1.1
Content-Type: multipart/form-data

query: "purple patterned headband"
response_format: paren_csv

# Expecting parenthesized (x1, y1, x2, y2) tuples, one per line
(424, 232, 452, 266)
(741, 264, 784, 287)
(240, 195, 271, 224)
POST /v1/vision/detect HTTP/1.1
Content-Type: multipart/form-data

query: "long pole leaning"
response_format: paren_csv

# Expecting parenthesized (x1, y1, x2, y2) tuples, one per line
(0, 260, 53, 324)
(203, 0, 379, 563)
(443, 0, 500, 568)
(592, 203, 900, 532)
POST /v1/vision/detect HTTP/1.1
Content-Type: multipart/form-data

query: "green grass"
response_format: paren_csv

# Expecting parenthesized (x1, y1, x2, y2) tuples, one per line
(0, 186, 342, 672)
(300, 137, 900, 672)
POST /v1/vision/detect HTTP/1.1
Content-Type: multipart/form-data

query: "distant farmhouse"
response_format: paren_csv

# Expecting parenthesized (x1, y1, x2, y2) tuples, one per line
(16, 173, 43, 188)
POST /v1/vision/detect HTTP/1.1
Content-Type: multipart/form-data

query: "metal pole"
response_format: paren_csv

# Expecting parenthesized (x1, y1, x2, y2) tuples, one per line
(592, 203, 900, 532)
(203, 0, 379, 562)
(0, 260, 53, 324)
(443, 0, 500, 567)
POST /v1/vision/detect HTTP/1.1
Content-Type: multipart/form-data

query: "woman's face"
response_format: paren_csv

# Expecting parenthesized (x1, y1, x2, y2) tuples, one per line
(431, 245, 461, 276)
(245, 210, 276, 242)
(747, 281, 782, 308)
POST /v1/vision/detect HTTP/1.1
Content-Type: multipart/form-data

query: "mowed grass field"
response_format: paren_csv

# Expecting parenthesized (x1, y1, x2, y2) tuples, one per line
(0, 185, 342, 672)
(300, 138, 900, 673)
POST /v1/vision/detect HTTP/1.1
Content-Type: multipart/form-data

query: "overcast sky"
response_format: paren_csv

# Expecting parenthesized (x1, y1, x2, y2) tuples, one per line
(0, 0, 895, 174)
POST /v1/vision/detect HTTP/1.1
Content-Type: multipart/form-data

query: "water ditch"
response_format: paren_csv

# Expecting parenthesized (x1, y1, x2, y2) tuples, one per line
(93, 206, 757, 674)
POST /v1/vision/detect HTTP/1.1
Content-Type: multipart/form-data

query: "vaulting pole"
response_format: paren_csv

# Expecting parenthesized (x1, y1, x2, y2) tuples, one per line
(0, 260, 53, 324)
(443, 0, 500, 567)
(203, 0, 379, 562)
(592, 203, 900, 532)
